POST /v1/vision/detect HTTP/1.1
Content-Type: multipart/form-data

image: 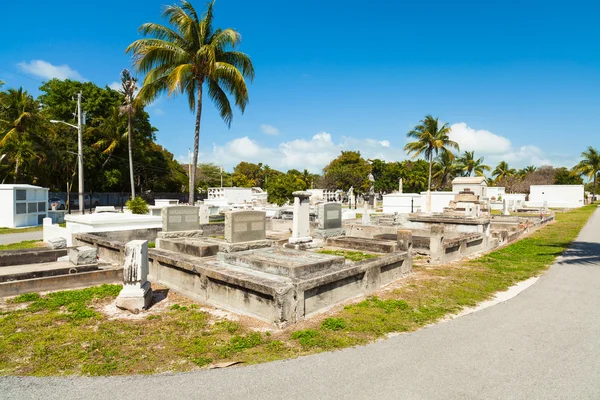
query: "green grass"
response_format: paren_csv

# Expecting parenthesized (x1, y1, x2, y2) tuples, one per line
(0, 226, 43, 235)
(0, 205, 595, 376)
(0, 240, 45, 251)
(317, 249, 379, 262)
(148, 242, 155, 249)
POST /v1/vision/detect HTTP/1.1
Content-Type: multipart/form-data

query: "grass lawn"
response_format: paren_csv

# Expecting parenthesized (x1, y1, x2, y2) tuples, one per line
(0, 240, 46, 251)
(317, 249, 379, 262)
(0, 205, 596, 376)
(0, 226, 43, 235)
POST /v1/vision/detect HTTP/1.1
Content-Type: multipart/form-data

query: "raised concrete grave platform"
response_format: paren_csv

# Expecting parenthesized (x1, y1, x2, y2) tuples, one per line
(326, 236, 398, 253)
(217, 248, 345, 278)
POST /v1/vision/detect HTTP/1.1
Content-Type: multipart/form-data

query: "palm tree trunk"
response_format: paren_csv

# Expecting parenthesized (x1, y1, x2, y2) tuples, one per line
(189, 81, 203, 204)
(13, 158, 19, 184)
(127, 112, 135, 199)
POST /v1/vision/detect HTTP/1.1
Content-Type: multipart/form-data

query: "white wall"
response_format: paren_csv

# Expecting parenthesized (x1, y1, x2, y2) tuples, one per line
(528, 185, 584, 208)
(383, 193, 422, 214)
(421, 192, 456, 213)
(484, 187, 505, 199)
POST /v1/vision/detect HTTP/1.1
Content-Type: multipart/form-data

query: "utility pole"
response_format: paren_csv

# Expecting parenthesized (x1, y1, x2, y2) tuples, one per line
(77, 92, 84, 214)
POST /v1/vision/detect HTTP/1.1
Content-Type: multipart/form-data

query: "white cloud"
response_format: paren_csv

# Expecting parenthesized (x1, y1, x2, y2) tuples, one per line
(108, 81, 121, 91)
(449, 122, 511, 154)
(17, 60, 85, 81)
(260, 124, 279, 135)
(195, 132, 405, 172)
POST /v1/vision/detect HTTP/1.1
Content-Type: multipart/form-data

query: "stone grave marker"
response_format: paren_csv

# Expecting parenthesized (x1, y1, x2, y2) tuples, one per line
(289, 191, 312, 244)
(225, 210, 266, 243)
(199, 204, 210, 225)
(319, 203, 342, 230)
(162, 205, 200, 232)
(116, 240, 152, 312)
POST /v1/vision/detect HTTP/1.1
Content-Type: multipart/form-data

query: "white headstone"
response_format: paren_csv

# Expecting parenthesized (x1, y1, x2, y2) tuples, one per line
(199, 204, 210, 225)
(362, 201, 371, 224)
(116, 240, 152, 312)
(289, 191, 312, 244)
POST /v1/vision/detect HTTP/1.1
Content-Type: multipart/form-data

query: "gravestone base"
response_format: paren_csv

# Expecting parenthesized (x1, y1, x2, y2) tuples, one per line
(288, 236, 313, 244)
(157, 230, 204, 239)
(116, 281, 152, 312)
(217, 239, 273, 253)
(313, 228, 346, 239)
(284, 238, 323, 250)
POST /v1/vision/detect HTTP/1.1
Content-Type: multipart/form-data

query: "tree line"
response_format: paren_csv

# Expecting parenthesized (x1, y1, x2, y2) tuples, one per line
(0, 79, 186, 193)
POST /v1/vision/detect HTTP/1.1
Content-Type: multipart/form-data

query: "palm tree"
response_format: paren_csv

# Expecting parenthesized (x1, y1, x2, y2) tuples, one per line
(0, 80, 4, 87)
(573, 146, 600, 201)
(2, 136, 36, 183)
(89, 106, 126, 168)
(404, 115, 459, 211)
(492, 161, 516, 182)
(0, 88, 42, 146)
(458, 151, 490, 177)
(0, 88, 44, 183)
(127, 0, 254, 203)
(433, 150, 462, 190)
(119, 69, 138, 199)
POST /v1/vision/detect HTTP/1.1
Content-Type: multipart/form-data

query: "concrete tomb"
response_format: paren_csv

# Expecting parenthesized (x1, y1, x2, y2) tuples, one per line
(161, 206, 200, 233)
(116, 240, 152, 312)
(199, 203, 210, 225)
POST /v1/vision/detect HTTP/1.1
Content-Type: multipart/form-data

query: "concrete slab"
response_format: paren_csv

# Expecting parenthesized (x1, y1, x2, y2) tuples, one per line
(218, 247, 345, 278)
(326, 237, 398, 253)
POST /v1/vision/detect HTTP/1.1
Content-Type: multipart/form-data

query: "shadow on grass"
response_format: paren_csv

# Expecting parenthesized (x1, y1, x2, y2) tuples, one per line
(556, 241, 600, 266)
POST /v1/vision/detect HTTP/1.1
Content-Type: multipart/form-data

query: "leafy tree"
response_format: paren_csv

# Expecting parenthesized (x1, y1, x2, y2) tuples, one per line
(433, 151, 462, 190)
(492, 161, 516, 182)
(321, 151, 372, 193)
(404, 115, 459, 194)
(118, 69, 138, 198)
(127, 0, 254, 203)
(232, 161, 263, 187)
(0, 88, 46, 183)
(400, 160, 429, 193)
(573, 146, 600, 201)
(554, 167, 583, 185)
(458, 151, 490, 177)
(266, 171, 307, 206)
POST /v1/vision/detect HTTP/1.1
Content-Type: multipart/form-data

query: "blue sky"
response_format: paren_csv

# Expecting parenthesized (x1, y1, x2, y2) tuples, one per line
(2, 0, 599, 174)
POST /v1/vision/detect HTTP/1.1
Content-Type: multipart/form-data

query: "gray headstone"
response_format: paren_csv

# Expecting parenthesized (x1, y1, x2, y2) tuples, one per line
(319, 203, 342, 230)
(47, 237, 66, 249)
(225, 211, 266, 243)
(69, 246, 97, 265)
(162, 206, 200, 232)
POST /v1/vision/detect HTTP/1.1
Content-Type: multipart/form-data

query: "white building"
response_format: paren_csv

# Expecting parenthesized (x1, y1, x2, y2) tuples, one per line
(452, 177, 487, 199)
(205, 187, 267, 206)
(0, 184, 48, 228)
(306, 189, 339, 204)
(528, 185, 584, 208)
(483, 186, 505, 200)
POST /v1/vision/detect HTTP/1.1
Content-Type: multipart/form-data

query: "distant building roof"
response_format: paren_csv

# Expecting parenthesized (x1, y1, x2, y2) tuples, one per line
(451, 177, 487, 185)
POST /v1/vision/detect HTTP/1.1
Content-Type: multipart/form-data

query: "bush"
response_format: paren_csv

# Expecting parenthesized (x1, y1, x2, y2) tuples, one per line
(126, 197, 149, 214)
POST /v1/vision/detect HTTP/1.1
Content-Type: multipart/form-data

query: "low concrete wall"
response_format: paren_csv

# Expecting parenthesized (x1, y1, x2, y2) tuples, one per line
(0, 248, 67, 267)
(74, 233, 125, 264)
(0, 267, 122, 297)
(343, 224, 399, 239)
(92, 228, 161, 243)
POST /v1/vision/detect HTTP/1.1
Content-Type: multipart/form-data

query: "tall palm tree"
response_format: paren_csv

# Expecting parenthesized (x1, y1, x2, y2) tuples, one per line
(2, 136, 36, 183)
(458, 151, 490, 177)
(119, 69, 138, 199)
(89, 106, 126, 168)
(573, 146, 600, 201)
(127, 0, 254, 203)
(404, 115, 459, 211)
(433, 150, 462, 190)
(492, 161, 516, 182)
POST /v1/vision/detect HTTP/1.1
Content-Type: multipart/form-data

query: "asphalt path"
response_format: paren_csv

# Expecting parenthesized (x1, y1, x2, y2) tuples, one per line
(0, 231, 43, 245)
(2, 208, 600, 399)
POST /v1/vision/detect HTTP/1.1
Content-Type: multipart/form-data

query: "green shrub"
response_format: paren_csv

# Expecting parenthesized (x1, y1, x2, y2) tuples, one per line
(126, 197, 149, 215)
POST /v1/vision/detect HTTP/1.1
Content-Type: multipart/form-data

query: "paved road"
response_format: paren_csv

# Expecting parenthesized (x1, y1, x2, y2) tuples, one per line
(2, 209, 600, 399)
(0, 231, 43, 245)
